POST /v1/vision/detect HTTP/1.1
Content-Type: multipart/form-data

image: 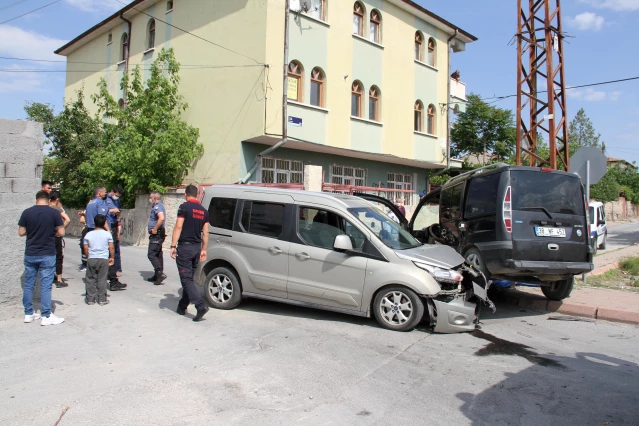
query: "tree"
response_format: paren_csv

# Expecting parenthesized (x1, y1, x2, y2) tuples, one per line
(450, 94, 516, 162)
(568, 108, 602, 157)
(25, 48, 203, 207)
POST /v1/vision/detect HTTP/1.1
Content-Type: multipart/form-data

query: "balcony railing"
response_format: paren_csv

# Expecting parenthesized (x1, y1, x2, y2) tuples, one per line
(450, 79, 466, 100)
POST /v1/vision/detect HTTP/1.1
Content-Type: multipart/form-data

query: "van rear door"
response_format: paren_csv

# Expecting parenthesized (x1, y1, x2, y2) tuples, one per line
(509, 170, 589, 263)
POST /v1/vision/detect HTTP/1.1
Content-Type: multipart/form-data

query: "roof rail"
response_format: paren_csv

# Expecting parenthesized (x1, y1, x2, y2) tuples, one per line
(445, 162, 508, 186)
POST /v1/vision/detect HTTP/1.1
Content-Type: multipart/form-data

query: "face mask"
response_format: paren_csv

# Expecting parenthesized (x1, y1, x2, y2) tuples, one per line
(112, 195, 119, 200)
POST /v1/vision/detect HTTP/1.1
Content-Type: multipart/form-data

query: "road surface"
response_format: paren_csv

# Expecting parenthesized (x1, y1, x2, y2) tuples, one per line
(600, 221, 639, 253)
(1, 240, 638, 425)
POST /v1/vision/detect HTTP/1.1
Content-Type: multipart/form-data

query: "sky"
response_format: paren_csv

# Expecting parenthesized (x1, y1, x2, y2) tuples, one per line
(0, 0, 638, 164)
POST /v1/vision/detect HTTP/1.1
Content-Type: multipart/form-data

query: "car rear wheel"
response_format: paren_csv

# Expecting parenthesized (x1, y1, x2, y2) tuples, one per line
(204, 267, 242, 310)
(373, 286, 424, 332)
(541, 277, 574, 301)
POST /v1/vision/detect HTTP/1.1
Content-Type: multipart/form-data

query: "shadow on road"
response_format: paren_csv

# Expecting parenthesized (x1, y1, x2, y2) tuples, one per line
(457, 352, 639, 424)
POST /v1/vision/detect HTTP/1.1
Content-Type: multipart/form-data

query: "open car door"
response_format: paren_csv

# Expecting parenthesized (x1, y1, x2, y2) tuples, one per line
(353, 193, 409, 229)
(408, 187, 443, 244)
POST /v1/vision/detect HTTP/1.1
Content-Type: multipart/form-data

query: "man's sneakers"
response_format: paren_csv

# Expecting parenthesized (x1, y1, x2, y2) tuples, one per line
(54, 280, 68, 289)
(193, 306, 209, 322)
(24, 312, 42, 323)
(78, 265, 87, 272)
(176, 307, 186, 316)
(109, 280, 127, 291)
(41, 313, 65, 326)
(146, 272, 167, 285)
(154, 273, 167, 286)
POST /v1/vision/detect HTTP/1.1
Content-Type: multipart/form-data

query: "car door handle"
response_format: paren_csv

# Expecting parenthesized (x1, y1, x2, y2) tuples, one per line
(295, 252, 311, 260)
(268, 247, 283, 254)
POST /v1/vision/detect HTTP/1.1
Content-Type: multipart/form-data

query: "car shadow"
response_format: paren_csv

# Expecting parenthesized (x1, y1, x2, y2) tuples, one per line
(457, 351, 639, 424)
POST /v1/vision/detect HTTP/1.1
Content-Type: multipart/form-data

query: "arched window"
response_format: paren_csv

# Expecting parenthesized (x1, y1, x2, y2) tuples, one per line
(121, 33, 129, 61)
(287, 61, 303, 102)
(353, 2, 365, 36)
(147, 19, 156, 50)
(118, 99, 125, 109)
(414, 101, 423, 132)
(310, 67, 325, 107)
(427, 104, 436, 134)
(370, 10, 381, 44)
(369, 86, 380, 121)
(428, 38, 436, 67)
(414, 31, 423, 61)
(351, 81, 363, 117)
(167, 0, 173, 11)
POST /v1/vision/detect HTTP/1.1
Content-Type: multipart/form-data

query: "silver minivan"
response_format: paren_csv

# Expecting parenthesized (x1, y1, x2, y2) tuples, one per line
(195, 186, 494, 333)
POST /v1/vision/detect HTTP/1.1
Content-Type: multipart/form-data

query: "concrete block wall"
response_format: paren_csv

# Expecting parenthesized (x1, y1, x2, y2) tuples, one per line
(605, 197, 638, 222)
(0, 119, 44, 305)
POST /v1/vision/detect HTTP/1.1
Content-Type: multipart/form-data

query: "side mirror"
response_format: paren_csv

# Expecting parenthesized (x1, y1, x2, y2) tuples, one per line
(333, 234, 354, 253)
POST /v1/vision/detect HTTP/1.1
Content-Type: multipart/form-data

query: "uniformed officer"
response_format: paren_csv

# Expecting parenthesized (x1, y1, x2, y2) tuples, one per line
(170, 185, 209, 322)
(147, 191, 167, 284)
(108, 186, 124, 276)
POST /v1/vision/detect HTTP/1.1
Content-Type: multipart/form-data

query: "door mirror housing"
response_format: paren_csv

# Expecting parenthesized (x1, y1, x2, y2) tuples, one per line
(333, 234, 354, 252)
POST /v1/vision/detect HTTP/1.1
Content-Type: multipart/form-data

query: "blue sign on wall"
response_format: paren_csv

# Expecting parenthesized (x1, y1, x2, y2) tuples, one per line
(288, 116, 302, 127)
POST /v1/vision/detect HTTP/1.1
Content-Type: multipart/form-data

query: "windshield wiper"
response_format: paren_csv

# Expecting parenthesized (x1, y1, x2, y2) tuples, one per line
(519, 206, 553, 219)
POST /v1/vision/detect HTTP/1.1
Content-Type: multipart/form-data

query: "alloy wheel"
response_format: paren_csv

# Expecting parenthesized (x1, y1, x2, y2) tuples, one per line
(209, 274, 233, 304)
(379, 291, 413, 326)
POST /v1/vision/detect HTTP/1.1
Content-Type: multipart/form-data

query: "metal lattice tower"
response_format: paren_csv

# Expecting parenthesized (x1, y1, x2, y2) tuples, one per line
(515, 0, 569, 170)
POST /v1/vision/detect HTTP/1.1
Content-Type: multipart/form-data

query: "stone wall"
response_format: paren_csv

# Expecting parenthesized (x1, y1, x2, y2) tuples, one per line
(0, 119, 44, 305)
(604, 197, 638, 222)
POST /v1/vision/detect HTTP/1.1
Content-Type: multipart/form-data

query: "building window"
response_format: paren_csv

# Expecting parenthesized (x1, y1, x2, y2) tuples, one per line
(121, 33, 129, 61)
(118, 99, 125, 109)
(167, 0, 173, 11)
(427, 104, 436, 134)
(428, 38, 436, 67)
(414, 101, 423, 132)
(331, 165, 367, 186)
(370, 10, 381, 43)
(353, 2, 364, 36)
(260, 157, 304, 184)
(351, 81, 363, 118)
(369, 86, 380, 122)
(415, 31, 423, 61)
(147, 19, 156, 50)
(107, 33, 112, 44)
(287, 61, 303, 102)
(310, 67, 325, 107)
(309, 0, 326, 21)
(388, 173, 414, 205)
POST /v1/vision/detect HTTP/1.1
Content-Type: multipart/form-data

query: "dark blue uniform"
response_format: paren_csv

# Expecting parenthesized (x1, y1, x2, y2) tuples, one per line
(176, 200, 209, 312)
(108, 195, 123, 272)
(147, 201, 166, 281)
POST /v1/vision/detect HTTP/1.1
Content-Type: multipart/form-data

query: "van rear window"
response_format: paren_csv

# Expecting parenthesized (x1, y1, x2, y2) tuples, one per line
(511, 171, 584, 215)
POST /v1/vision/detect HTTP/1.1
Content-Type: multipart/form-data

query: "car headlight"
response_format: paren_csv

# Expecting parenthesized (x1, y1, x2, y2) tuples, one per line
(414, 262, 464, 284)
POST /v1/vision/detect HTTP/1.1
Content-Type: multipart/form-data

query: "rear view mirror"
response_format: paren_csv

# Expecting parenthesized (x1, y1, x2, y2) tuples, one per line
(333, 234, 354, 252)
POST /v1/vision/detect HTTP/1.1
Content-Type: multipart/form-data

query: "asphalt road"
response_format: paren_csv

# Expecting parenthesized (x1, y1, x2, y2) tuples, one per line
(1, 240, 639, 425)
(600, 221, 639, 253)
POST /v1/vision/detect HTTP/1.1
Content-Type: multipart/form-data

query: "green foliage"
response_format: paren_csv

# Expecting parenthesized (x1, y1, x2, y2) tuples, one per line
(429, 174, 451, 186)
(25, 48, 202, 208)
(569, 108, 602, 156)
(589, 169, 619, 203)
(450, 93, 516, 161)
(620, 256, 639, 276)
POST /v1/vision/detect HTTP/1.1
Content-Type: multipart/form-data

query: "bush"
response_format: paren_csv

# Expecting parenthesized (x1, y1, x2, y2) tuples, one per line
(620, 256, 639, 276)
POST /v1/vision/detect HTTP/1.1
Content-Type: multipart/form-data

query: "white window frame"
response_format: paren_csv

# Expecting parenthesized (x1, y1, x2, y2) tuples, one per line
(259, 156, 304, 184)
(387, 172, 414, 205)
(330, 164, 367, 186)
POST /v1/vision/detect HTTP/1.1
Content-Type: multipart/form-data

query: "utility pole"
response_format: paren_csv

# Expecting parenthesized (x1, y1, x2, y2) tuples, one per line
(515, 0, 569, 170)
(282, 0, 290, 142)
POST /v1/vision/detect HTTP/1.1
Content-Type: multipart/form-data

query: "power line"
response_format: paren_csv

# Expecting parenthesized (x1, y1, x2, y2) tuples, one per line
(0, 0, 62, 25)
(0, 0, 29, 12)
(112, 0, 263, 65)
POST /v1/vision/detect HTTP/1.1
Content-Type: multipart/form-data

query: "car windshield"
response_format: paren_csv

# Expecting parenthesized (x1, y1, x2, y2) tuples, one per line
(349, 207, 422, 250)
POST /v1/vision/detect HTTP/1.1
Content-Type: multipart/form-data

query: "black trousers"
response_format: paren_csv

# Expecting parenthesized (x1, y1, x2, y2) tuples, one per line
(55, 236, 64, 276)
(80, 227, 91, 266)
(176, 244, 206, 310)
(108, 226, 118, 283)
(147, 230, 165, 273)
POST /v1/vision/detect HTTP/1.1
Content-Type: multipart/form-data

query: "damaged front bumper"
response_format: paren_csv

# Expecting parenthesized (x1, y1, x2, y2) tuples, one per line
(425, 266, 496, 334)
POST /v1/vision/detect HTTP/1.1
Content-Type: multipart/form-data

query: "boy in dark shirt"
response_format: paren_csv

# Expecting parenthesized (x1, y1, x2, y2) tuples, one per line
(18, 191, 66, 326)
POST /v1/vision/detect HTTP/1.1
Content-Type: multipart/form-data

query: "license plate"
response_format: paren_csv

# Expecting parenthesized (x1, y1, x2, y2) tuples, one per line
(535, 226, 566, 238)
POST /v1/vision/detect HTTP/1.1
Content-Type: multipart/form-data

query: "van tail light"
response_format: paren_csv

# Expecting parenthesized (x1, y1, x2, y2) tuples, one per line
(503, 186, 512, 232)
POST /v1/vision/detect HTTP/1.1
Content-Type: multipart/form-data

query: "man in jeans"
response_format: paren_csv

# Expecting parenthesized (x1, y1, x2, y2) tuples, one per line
(18, 190, 66, 326)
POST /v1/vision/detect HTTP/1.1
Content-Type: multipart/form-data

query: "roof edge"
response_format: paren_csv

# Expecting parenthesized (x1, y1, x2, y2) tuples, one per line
(399, 0, 477, 42)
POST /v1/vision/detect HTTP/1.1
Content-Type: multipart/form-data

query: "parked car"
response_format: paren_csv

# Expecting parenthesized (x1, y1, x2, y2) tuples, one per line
(357, 164, 594, 301)
(589, 201, 607, 254)
(196, 186, 492, 333)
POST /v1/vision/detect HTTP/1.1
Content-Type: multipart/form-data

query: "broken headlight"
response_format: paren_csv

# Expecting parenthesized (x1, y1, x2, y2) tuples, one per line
(414, 262, 464, 285)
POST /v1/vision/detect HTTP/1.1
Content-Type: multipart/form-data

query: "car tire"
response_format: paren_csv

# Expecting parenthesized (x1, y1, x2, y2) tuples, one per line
(541, 277, 574, 301)
(373, 286, 424, 332)
(204, 267, 242, 310)
(599, 232, 607, 250)
(592, 237, 598, 255)
(465, 248, 490, 279)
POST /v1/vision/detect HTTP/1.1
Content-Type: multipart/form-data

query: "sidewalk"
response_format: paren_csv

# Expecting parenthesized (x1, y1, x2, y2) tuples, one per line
(591, 243, 639, 276)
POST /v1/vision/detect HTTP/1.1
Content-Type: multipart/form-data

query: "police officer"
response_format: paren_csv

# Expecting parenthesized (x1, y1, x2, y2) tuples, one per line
(170, 185, 209, 322)
(108, 186, 124, 276)
(147, 191, 166, 284)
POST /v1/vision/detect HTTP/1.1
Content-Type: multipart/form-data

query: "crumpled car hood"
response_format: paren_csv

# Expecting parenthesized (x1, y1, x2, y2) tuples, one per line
(396, 244, 465, 269)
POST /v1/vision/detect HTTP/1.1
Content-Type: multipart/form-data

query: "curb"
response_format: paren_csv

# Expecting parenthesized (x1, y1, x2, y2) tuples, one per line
(493, 291, 639, 325)
(590, 263, 618, 276)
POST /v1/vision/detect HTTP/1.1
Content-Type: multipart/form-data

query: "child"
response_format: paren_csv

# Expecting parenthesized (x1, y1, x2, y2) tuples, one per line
(83, 214, 115, 306)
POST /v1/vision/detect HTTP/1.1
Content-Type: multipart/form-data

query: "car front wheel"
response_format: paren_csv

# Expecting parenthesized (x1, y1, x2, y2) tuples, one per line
(541, 277, 574, 301)
(373, 286, 424, 332)
(204, 267, 242, 310)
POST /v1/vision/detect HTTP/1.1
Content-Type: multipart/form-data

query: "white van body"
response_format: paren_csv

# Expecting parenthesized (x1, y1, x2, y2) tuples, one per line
(589, 201, 607, 252)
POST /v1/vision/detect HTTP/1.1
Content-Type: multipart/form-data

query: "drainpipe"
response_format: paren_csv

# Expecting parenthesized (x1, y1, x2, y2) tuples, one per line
(426, 29, 458, 192)
(120, 12, 132, 105)
(239, 0, 290, 184)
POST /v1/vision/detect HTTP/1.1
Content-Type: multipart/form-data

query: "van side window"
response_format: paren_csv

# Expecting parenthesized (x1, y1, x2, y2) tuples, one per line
(241, 202, 285, 238)
(208, 198, 237, 230)
(298, 207, 366, 251)
(465, 174, 500, 218)
(441, 184, 463, 222)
